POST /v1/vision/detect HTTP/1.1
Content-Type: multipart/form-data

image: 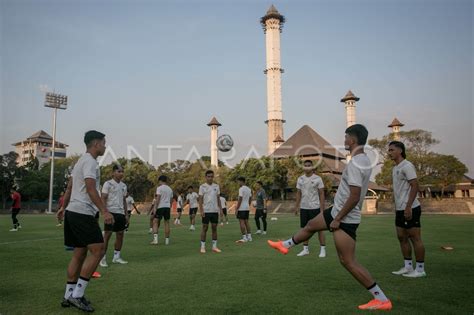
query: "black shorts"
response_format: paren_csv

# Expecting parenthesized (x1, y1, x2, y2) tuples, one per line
(202, 213, 219, 225)
(155, 207, 171, 220)
(104, 213, 127, 232)
(222, 208, 227, 216)
(255, 209, 267, 219)
(177, 208, 183, 213)
(64, 211, 104, 247)
(323, 208, 359, 241)
(300, 208, 320, 228)
(395, 206, 422, 229)
(237, 211, 250, 220)
(12, 208, 20, 215)
(95, 212, 100, 220)
(190, 207, 198, 215)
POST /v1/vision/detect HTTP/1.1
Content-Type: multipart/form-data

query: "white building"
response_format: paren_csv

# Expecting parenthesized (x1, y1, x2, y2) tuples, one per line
(12, 130, 68, 167)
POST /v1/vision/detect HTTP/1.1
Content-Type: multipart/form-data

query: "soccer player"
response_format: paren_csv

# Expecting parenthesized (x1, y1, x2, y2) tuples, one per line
(268, 124, 392, 311)
(56, 192, 66, 226)
(235, 177, 252, 243)
(150, 175, 173, 245)
(56, 130, 113, 312)
(126, 193, 140, 215)
(124, 192, 139, 231)
(293, 160, 326, 258)
(174, 192, 184, 225)
(388, 141, 426, 278)
(198, 170, 222, 253)
(99, 164, 129, 267)
(9, 187, 21, 231)
(147, 198, 156, 234)
(185, 185, 199, 231)
(254, 181, 268, 235)
(219, 194, 229, 225)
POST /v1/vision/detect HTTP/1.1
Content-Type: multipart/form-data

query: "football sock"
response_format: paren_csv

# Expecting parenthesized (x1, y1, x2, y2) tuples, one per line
(72, 277, 89, 298)
(283, 237, 296, 248)
(416, 261, 425, 273)
(367, 283, 388, 302)
(404, 257, 413, 269)
(64, 282, 76, 299)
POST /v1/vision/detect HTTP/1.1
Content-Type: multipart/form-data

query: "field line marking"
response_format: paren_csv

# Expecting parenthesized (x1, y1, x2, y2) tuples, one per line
(272, 204, 282, 214)
(0, 237, 62, 245)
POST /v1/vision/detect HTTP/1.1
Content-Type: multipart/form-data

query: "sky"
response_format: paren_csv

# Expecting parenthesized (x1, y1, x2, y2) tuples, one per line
(1, 0, 473, 175)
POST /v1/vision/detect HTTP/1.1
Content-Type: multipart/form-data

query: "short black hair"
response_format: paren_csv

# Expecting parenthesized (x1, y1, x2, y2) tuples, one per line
(84, 130, 105, 147)
(389, 141, 407, 159)
(112, 164, 123, 171)
(237, 176, 246, 183)
(205, 170, 214, 176)
(345, 124, 368, 146)
(158, 175, 168, 183)
(188, 185, 193, 189)
(256, 181, 263, 186)
(303, 160, 313, 165)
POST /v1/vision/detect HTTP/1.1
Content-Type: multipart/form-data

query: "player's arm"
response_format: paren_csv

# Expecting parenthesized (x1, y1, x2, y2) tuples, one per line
(123, 195, 129, 222)
(152, 194, 161, 215)
(236, 196, 242, 216)
(147, 200, 155, 214)
(293, 189, 301, 215)
(199, 195, 204, 217)
(330, 185, 360, 230)
(57, 177, 72, 220)
(404, 178, 419, 220)
(217, 194, 223, 216)
(318, 188, 325, 212)
(85, 178, 114, 224)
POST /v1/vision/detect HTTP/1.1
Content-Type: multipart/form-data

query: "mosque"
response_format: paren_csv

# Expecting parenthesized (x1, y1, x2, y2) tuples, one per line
(206, 5, 399, 207)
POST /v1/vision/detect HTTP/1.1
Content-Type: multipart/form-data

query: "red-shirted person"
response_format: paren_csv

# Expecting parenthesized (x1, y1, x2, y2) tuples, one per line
(57, 192, 66, 227)
(10, 188, 22, 232)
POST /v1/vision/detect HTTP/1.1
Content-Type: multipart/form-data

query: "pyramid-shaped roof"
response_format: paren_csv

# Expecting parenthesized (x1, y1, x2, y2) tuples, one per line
(388, 118, 404, 127)
(271, 125, 346, 161)
(207, 117, 222, 127)
(12, 130, 67, 147)
(267, 4, 279, 15)
(340, 90, 360, 102)
(28, 130, 52, 141)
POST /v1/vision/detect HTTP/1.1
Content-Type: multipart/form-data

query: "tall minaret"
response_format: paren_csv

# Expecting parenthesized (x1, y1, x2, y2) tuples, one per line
(261, 5, 286, 155)
(207, 117, 221, 168)
(340, 90, 360, 127)
(388, 118, 404, 140)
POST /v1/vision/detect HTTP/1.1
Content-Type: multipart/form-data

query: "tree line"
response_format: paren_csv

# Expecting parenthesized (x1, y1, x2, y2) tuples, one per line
(1, 129, 468, 208)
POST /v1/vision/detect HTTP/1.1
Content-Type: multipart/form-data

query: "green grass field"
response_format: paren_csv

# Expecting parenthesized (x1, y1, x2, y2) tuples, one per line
(1, 214, 473, 314)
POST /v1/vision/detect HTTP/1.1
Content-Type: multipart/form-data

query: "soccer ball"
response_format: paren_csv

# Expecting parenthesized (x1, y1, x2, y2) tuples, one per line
(216, 134, 234, 152)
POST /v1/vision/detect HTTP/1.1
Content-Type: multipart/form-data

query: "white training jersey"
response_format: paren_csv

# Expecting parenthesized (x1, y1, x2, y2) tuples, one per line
(238, 185, 252, 211)
(199, 183, 220, 213)
(331, 153, 372, 224)
(296, 174, 324, 210)
(102, 179, 127, 214)
(126, 196, 135, 211)
(220, 196, 227, 209)
(392, 159, 420, 210)
(177, 195, 183, 208)
(186, 192, 199, 208)
(156, 184, 173, 208)
(66, 153, 100, 216)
